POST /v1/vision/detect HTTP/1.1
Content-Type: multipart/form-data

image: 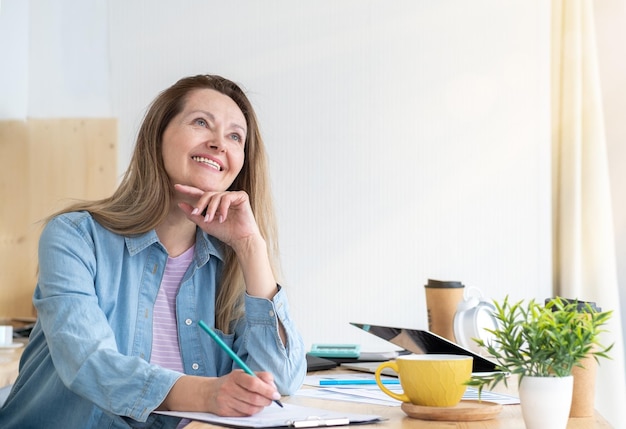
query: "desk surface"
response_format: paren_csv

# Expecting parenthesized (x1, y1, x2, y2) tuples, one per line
(186, 369, 612, 429)
(0, 353, 612, 428)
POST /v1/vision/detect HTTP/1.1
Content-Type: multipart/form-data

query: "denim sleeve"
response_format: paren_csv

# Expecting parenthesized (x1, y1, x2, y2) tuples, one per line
(233, 287, 306, 394)
(34, 216, 181, 422)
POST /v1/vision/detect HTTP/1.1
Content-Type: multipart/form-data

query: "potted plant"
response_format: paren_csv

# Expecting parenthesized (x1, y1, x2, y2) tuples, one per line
(465, 296, 612, 429)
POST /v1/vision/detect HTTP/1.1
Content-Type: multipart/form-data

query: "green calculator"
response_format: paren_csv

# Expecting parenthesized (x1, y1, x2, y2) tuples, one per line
(309, 343, 361, 358)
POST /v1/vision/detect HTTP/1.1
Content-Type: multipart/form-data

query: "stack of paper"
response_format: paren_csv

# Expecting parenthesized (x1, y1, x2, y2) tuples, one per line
(299, 374, 519, 406)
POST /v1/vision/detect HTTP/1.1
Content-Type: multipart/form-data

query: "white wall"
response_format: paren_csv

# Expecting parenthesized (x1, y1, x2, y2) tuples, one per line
(0, 0, 28, 118)
(0, 0, 110, 118)
(105, 0, 553, 350)
(2, 0, 553, 348)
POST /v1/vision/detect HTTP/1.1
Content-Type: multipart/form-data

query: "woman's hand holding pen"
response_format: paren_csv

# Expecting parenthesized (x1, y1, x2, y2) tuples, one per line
(159, 371, 281, 417)
(210, 370, 281, 416)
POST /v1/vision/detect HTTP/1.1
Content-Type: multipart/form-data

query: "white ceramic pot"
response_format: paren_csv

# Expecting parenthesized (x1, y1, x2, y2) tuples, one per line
(518, 375, 573, 429)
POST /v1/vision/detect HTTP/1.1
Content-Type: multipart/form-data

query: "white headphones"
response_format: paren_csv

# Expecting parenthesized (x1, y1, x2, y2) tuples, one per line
(453, 287, 498, 356)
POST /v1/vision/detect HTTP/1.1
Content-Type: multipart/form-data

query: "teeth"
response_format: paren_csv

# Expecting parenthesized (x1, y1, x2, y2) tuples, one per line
(192, 156, 221, 171)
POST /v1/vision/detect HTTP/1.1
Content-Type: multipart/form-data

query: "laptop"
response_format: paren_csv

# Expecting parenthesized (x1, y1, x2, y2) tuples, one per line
(343, 322, 499, 374)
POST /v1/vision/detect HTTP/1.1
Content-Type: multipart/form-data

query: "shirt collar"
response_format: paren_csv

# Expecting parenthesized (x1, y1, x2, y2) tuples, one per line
(124, 228, 225, 264)
(194, 228, 225, 264)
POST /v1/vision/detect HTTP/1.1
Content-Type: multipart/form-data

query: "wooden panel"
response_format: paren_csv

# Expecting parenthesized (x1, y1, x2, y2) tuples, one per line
(0, 119, 117, 319)
(0, 121, 32, 319)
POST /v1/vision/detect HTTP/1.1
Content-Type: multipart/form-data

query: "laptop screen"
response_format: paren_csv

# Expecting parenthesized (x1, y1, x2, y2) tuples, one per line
(350, 322, 498, 373)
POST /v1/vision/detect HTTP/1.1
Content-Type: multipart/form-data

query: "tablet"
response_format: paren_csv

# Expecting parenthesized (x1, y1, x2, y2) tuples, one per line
(348, 322, 499, 373)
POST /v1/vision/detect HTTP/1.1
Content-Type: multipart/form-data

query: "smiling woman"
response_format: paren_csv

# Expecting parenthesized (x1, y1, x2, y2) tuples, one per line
(0, 75, 307, 429)
(161, 89, 246, 195)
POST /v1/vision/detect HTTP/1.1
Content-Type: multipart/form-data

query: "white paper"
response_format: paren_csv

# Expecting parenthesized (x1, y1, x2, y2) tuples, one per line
(155, 403, 382, 428)
(300, 374, 520, 405)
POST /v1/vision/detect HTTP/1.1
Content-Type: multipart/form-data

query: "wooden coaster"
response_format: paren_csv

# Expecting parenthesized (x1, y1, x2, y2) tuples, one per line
(401, 400, 503, 421)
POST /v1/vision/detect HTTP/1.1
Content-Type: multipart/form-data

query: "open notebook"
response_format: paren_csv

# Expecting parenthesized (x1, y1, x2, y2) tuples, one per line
(156, 403, 382, 428)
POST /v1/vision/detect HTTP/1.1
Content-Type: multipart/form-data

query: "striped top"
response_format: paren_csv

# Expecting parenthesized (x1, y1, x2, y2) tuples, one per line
(150, 245, 195, 373)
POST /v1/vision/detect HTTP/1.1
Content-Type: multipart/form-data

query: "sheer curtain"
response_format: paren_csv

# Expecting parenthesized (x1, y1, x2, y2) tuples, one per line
(551, 0, 626, 425)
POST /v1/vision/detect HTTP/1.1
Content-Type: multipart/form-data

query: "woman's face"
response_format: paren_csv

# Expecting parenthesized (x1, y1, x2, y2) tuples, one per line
(162, 88, 247, 193)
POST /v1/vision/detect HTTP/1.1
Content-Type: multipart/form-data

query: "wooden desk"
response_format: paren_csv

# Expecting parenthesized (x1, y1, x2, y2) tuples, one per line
(186, 370, 613, 429)
(0, 355, 613, 428)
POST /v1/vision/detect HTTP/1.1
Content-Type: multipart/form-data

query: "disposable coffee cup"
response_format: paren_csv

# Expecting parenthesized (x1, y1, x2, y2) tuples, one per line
(0, 325, 13, 346)
(424, 279, 465, 342)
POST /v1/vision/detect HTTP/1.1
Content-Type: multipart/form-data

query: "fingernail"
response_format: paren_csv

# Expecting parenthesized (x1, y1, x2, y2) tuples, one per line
(191, 208, 199, 215)
(272, 392, 281, 400)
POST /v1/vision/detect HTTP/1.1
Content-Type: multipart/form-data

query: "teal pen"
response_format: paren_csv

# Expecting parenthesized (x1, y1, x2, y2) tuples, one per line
(319, 379, 400, 386)
(197, 320, 283, 408)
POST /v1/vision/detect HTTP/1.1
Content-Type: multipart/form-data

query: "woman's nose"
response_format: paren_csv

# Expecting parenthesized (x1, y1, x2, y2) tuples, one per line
(208, 133, 227, 151)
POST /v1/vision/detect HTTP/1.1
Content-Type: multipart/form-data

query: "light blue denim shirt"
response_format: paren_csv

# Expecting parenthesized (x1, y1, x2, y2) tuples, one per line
(0, 211, 306, 428)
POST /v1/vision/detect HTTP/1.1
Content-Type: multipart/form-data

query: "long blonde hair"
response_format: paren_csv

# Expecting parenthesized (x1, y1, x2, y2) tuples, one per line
(52, 75, 280, 333)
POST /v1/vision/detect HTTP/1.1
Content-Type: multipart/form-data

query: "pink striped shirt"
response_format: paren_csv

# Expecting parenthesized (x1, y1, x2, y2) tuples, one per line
(151, 245, 195, 428)
(150, 245, 195, 373)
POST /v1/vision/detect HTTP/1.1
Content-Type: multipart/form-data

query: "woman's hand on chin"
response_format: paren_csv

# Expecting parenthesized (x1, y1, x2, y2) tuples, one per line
(175, 183, 262, 250)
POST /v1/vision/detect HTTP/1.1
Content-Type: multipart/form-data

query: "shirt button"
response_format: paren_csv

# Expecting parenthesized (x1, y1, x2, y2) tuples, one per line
(192, 363, 199, 370)
(269, 310, 275, 317)
(185, 318, 193, 326)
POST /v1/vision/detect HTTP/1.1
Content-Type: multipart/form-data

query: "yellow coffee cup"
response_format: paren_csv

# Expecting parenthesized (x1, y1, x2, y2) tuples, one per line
(375, 354, 473, 407)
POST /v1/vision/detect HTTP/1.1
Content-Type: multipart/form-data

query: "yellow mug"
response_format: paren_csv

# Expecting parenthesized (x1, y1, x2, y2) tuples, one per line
(375, 354, 473, 407)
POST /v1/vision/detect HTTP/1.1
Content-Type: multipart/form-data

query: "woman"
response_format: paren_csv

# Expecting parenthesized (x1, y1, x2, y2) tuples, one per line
(0, 75, 306, 428)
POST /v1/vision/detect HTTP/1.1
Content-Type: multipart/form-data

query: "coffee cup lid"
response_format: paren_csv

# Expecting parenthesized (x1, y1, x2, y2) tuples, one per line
(425, 279, 465, 288)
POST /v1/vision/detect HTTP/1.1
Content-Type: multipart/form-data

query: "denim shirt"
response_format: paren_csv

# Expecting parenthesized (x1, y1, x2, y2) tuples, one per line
(0, 211, 306, 429)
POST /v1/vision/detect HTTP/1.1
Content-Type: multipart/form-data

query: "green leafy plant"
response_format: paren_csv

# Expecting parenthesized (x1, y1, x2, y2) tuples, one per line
(465, 296, 613, 396)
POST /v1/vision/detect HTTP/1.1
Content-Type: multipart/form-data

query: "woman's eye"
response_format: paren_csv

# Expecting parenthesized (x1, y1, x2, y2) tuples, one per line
(230, 133, 243, 143)
(194, 118, 208, 127)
